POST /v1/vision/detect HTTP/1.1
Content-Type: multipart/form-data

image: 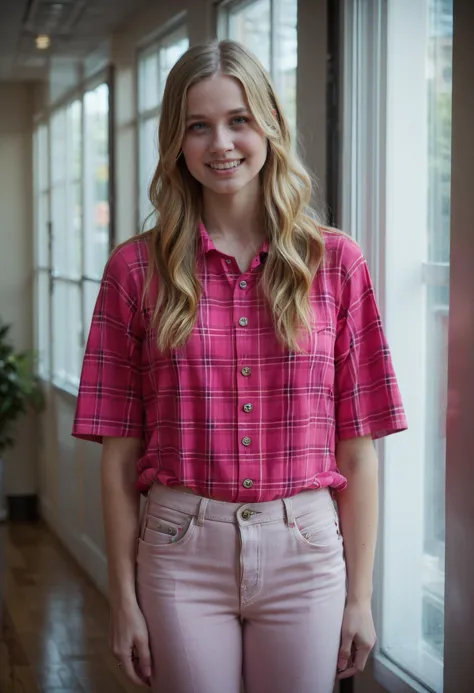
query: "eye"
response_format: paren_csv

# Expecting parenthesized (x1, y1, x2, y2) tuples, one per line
(231, 116, 249, 126)
(189, 122, 208, 131)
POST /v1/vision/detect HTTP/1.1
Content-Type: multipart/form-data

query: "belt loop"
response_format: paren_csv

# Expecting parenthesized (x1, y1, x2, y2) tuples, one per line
(197, 497, 209, 526)
(282, 497, 295, 528)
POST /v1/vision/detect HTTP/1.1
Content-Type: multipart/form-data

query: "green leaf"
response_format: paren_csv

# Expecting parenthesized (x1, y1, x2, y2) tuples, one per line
(0, 319, 45, 447)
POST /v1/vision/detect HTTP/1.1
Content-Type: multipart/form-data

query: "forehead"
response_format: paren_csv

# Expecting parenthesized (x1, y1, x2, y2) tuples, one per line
(186, 73, 249, 116)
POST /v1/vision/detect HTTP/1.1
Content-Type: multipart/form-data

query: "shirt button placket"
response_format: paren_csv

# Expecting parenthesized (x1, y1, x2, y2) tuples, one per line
(235, 274, 255, 499)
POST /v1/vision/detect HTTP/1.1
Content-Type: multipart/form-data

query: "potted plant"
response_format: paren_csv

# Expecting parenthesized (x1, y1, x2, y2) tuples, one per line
(0, 321, 45, 521)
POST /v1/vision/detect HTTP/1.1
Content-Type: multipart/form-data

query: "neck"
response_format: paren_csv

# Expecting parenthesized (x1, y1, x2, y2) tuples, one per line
(201, 186, 265, 246)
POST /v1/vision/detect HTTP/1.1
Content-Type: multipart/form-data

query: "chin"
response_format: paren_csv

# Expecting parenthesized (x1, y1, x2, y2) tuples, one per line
(207, 174, 259, 193)
(213, 183, 250, 196)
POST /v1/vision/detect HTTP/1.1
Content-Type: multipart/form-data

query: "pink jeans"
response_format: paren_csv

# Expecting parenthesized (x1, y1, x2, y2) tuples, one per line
(136, 484, 346, 693)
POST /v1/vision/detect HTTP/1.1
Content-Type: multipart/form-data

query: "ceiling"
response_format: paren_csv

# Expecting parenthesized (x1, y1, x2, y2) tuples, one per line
(0, 0, 152, 82)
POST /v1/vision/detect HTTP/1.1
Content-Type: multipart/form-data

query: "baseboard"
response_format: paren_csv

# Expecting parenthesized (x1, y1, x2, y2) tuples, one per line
(6, 494, 39, 522)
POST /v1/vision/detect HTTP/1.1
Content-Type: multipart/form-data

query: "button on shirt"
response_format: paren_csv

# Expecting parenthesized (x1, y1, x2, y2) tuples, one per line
(72, 223, 407, 501)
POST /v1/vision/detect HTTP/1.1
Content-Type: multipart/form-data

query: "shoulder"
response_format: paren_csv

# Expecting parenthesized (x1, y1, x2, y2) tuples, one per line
(320, 227, 365, 274)
(104, 233, 151, 286)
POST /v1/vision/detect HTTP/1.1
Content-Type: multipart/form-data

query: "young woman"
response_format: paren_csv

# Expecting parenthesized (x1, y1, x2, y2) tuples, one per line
(73, 39, 407, 693)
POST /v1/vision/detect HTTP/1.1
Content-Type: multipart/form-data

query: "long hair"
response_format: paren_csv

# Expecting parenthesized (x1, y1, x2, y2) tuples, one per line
(144, 39, 327, 352)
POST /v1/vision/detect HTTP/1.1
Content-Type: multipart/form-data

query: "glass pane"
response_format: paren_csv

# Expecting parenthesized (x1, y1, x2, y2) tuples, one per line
(36, 124, 49, 192)
(50, 100, 82, 278)
(158, 35, 189, 102)
(423, 289, 447, 661)
(36, 191, 50, 268)
(274, 0, 297, 140)
(139, 116, 159, 229)
(422, 0, 452, 671)
(51, 182, 67, 274)
(36, 270, 50, 379)
(139, 50, 160, 113)
(71, 180, 82, 275)
(51, 109, 67, 186)
(84, 83, 110, 280)
(68, 100, 82, 182)
(382, 1, 452, 690)
(51, 180, 81, 279)
(52, 280, 82, 388)
(83, 280, 100, 343)
(229, 0, 271, 72)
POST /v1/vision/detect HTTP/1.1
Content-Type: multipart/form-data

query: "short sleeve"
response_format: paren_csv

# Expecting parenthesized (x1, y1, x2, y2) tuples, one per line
(334, 245, 407, 441)
(72, 246, 144, 443)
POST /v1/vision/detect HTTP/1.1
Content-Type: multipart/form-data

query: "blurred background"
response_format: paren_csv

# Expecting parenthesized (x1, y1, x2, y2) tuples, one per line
(0, 1, 473, 692)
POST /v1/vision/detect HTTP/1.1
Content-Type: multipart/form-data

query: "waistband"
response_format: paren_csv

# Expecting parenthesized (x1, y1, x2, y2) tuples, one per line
(145, 483, 333, 528)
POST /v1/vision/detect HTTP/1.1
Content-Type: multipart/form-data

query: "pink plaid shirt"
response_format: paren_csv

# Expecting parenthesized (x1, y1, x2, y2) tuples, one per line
(72, 224, 407, 501)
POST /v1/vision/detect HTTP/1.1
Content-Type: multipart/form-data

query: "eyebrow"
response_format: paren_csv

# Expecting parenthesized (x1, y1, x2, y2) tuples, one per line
(186, 107, 249, 122)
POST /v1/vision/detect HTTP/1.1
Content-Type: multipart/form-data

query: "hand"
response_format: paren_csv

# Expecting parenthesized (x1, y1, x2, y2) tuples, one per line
(109, 600, 152, 687)
(336, 600, 377, 680)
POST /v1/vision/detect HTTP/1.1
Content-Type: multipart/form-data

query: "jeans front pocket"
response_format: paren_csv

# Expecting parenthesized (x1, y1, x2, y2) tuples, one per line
(292, 499, 342, 551)
(140, 502, 196, 550)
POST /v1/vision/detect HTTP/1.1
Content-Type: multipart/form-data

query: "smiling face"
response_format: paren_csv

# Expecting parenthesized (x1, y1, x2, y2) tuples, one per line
(181, 72, 268, 198)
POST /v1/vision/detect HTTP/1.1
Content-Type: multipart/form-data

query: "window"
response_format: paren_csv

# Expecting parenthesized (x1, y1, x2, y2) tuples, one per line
(82, 82, 110, 381)
(33, 77, 112, 393)
(50, 100, 83, 387)
(33, 123, 51, 379)
(217, 0, 298, 141)
(137, 28, 189, 229)
(342, 1, 452, 691)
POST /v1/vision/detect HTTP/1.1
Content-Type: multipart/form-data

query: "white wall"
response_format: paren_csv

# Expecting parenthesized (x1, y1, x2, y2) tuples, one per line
(0, 82, 38, 497)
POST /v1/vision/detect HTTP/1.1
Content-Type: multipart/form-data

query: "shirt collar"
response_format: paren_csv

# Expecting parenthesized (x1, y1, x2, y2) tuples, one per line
(198, 220, 269, 261)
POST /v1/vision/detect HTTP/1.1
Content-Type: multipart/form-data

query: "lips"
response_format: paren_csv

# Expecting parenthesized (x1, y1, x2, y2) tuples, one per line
(206, 159, 244, 170)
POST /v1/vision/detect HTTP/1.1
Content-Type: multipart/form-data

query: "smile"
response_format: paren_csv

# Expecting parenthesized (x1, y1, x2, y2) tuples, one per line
(207, 159, 244, 170)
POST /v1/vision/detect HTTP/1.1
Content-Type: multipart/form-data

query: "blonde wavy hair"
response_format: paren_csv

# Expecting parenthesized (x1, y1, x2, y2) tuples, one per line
(144, 39, 327, 352)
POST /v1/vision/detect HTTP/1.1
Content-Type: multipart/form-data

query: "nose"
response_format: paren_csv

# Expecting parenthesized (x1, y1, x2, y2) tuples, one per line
(209, 125, 234, 154)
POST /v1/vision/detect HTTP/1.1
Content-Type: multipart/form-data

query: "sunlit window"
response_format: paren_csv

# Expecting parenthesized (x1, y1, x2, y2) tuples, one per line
(137, 28, 189, 230)
(218, 0, 298, 142)
(342, 1, 452, 690)
(33, 80, 111, 393)
(33, 123, 50, 379)
(50, 100, 83, 387)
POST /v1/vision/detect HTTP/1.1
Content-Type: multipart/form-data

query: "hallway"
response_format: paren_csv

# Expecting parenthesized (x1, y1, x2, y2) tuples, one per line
(0, 521, 142, 693)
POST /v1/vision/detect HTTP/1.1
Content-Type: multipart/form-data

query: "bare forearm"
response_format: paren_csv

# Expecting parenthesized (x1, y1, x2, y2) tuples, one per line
(336, 436, 379, 604)
(101, 437, 142, 607)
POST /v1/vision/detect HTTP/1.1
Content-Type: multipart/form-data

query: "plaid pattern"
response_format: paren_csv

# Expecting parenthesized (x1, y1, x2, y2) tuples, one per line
(72, 224, 407, 500)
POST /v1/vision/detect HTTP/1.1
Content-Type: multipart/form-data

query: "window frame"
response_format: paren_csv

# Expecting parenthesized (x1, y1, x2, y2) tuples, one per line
(33, 121, 52, 381)
(33, 66, 115, 395)
(216, 0, 298, 141)
(340, 1, 451, 692)
(135, 20, 189, 232)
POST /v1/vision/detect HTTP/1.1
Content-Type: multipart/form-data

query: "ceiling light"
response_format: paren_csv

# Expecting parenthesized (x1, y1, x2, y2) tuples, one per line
(36, 35, 51, 50)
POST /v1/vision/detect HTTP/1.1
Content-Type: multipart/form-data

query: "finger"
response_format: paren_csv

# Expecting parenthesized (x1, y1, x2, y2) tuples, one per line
(124, 662, 147, 687)
(134, 642, 152, 683)
(337, 666, 357, 680)
(353, 645, 371, 673)
(116, 655, 148, 688)
(336, 645, 372, 680)
(337, 636, 353, 673)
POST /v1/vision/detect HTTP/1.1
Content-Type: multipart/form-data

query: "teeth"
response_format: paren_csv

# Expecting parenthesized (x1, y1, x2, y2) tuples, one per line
(209, 160, 242, 170)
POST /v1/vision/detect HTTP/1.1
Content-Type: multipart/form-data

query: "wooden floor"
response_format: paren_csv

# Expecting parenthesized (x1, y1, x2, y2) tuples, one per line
(0, 520, 143, 693)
